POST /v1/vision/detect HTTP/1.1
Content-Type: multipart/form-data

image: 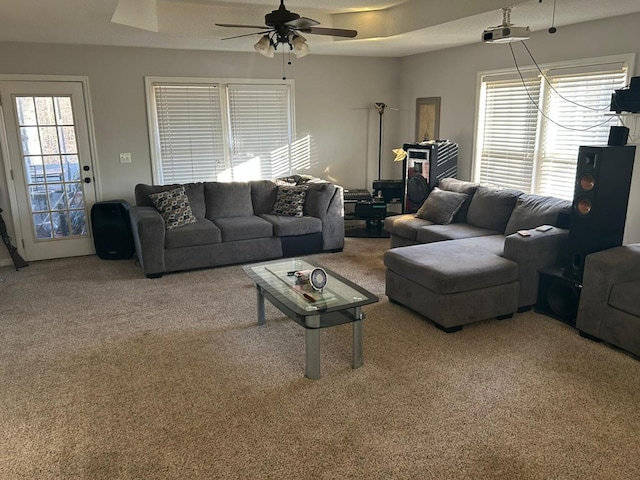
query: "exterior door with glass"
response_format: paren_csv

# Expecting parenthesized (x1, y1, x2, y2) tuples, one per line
(0, 80, 97, 261)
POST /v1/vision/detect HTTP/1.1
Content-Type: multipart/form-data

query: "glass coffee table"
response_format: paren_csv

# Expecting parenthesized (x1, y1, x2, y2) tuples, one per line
(243, 258, 379, 379)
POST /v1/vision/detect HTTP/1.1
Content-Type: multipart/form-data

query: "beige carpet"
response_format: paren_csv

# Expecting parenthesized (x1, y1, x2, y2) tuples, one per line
(1, 237, 639, 480)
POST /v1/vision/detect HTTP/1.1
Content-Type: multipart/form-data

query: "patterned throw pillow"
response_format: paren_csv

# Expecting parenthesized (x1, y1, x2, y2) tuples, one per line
(271, 184, 309, 217)
(149, 186, 197, 230)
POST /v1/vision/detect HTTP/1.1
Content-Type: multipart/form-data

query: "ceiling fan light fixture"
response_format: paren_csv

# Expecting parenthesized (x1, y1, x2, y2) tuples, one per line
(291, 33, 310, 58)
(254, 34, 275, 58)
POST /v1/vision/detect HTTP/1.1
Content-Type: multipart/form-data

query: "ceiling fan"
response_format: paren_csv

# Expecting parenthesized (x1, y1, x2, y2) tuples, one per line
(215, 0, 358, 59)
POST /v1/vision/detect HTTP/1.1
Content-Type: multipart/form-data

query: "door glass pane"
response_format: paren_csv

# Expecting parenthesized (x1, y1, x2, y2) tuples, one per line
(16, 94, 88, 241)
(51, 211, 70, 237)
(33, 212, 53, 239)
(39, 127, 60, 154)
(58, 126, 77, 154)
(20, 127, 41, 155)
(54, 97, 74, 125)
(35, 97, 56, 125)
(25, 156, 45, 183)
(16, 97, 37, 125)
(62, 155, 80, 181)
(66, 183, 84, 208)
(29, 185, 48, 212)
(69, 210, 87, 236)
(47, 183, 67, 210)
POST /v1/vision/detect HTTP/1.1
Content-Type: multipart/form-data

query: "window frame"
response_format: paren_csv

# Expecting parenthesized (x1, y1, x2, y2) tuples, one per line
(144, 76, 296, 185)
(472, 53, 635, 198)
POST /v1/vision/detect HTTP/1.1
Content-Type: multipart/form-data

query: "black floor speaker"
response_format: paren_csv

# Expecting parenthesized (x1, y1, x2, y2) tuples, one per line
(402, 141, 458, 213)
(536, 267, 582, 326)
(91, 200, 135, 260)
(564, 145, 636, 281)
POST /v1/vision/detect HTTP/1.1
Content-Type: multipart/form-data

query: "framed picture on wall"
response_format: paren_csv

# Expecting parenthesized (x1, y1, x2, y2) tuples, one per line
(415, 97, 441, 142)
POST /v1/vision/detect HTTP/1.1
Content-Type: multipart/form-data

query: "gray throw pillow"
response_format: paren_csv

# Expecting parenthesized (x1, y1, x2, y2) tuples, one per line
(438, 178, 479, 223)
(271, 184, 309, 217)
(466, 185, 523, 233)
(415, 187, 469, 225)
(504, 194, 572, 235)
(149, 185, 197, 230)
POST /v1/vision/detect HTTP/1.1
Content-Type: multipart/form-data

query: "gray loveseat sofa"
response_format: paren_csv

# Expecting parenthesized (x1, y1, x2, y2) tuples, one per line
(129, 179, 344, 278)
(383, 178, 572, 331)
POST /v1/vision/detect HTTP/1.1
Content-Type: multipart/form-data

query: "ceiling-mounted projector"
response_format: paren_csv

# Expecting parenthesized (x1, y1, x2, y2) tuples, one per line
(482, 7, 530, 43)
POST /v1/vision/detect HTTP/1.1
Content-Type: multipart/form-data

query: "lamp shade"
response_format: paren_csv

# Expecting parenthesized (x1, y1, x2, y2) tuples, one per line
(291, 34, 310, 58)
(254, 35, 275, 58)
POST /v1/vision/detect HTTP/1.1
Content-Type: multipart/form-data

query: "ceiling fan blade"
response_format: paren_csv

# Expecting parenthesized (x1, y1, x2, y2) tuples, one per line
(299, 26, 358, 38)
(286, 17, 320, 29)
(215, 23, 268, 29)
(221, 30, 272, 40)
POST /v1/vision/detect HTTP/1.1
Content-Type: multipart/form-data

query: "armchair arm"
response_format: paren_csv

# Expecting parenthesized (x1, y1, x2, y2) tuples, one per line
(129, 206, 166, 276)
(503, 227, 569, 307)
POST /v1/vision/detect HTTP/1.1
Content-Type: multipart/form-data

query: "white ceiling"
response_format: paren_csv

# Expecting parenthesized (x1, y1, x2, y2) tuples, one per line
(1, 0, 639, 57)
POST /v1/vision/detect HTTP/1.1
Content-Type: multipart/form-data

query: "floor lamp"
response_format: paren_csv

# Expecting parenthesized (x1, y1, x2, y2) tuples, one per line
(374, 102, 386, 180)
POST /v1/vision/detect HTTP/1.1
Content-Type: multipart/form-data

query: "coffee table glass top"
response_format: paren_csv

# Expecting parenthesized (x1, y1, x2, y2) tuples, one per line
(243, 258, 378, 316)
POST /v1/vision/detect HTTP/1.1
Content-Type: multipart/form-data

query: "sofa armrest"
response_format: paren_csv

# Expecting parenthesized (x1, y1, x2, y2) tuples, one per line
(129, 206, 166, 276)
(303, 184, 344, 251)
(503, 227, 569, 307)
(576, 243, 640, 337)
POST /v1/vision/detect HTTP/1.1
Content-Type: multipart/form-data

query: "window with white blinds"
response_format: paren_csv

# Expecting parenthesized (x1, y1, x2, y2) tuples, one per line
(474, 57, 630, 199)
(147, 78, 294, 184)
(227, 84, 292, 181)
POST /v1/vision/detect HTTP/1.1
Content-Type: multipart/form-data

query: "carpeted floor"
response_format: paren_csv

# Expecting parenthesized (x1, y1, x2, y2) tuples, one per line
(1, 237, 639, 479)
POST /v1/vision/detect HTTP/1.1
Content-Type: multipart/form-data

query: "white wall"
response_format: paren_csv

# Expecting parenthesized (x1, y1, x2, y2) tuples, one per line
(0, 42, 401, 263)
(398, 13, 640, 243)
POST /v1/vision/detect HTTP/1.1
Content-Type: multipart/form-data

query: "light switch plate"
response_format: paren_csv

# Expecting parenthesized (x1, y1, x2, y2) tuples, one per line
(119, 152, 132, 164)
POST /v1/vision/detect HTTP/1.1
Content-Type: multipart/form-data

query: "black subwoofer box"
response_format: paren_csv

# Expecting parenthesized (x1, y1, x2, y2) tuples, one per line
(564, 145, 636, 282)
(536, 267, 582, 326)
(91, 200, 135, 260)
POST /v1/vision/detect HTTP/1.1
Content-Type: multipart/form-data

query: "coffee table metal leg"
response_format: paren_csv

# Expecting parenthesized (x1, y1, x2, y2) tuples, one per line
(256, 286, 265, 326)
(305, 315, 321, 379)
(353, 306, 363, 369)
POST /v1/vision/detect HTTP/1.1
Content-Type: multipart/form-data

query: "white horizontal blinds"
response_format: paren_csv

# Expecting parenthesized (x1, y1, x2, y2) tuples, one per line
(478, 76, 540, 192)
(538, 68, 627, 199)
(227, 84, 291, 181)
(154, 84, 225, 184)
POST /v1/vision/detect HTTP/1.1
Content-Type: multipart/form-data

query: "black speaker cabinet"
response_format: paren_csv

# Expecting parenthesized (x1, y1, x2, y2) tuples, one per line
(91, 200, 135, 260)
(536, 267, 582, 326)
(564, 145, 636, 281)
(402, 141, 458, 213)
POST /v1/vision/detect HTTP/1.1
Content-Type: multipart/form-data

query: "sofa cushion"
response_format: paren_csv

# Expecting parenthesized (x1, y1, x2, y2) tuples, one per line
(271, 184, 309, 217)
(165, 219, 222, 249)
(149, 186, 198, 230)
(260, 214, 323, 236)
(466, 185, 522, 233)
(609, 280, 640, 317)
(504, 194, 572, 236)
(212, 216, 273, 242)
(437, 178, 479, 223)
(383, 240, 518, 294)
(416, 223, 500, 244)
(250, 180, 278, 215)
(136, 183, 206, 219)
(383, 214, 434, 241)
(304, 183, 335, 218)
(205, 182, 253, 219)
(416, 187, 468, 225)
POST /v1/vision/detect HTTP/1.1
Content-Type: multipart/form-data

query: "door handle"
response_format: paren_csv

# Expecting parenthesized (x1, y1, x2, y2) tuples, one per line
(84, 177, 92, 183)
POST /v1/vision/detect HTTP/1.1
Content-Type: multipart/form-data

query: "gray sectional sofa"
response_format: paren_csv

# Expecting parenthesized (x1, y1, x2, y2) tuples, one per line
(129, 179, 344, 278)
(383, 178, 572, 331)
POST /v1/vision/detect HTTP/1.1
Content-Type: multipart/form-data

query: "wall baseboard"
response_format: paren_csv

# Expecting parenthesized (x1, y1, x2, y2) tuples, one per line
(0, 258, 13, 267)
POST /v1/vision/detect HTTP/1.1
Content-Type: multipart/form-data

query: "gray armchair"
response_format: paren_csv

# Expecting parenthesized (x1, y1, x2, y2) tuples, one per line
(576, 244, 640, 357)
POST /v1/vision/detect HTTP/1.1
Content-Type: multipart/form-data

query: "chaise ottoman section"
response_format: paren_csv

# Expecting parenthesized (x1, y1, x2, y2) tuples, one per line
(384, 241, 520, 331)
